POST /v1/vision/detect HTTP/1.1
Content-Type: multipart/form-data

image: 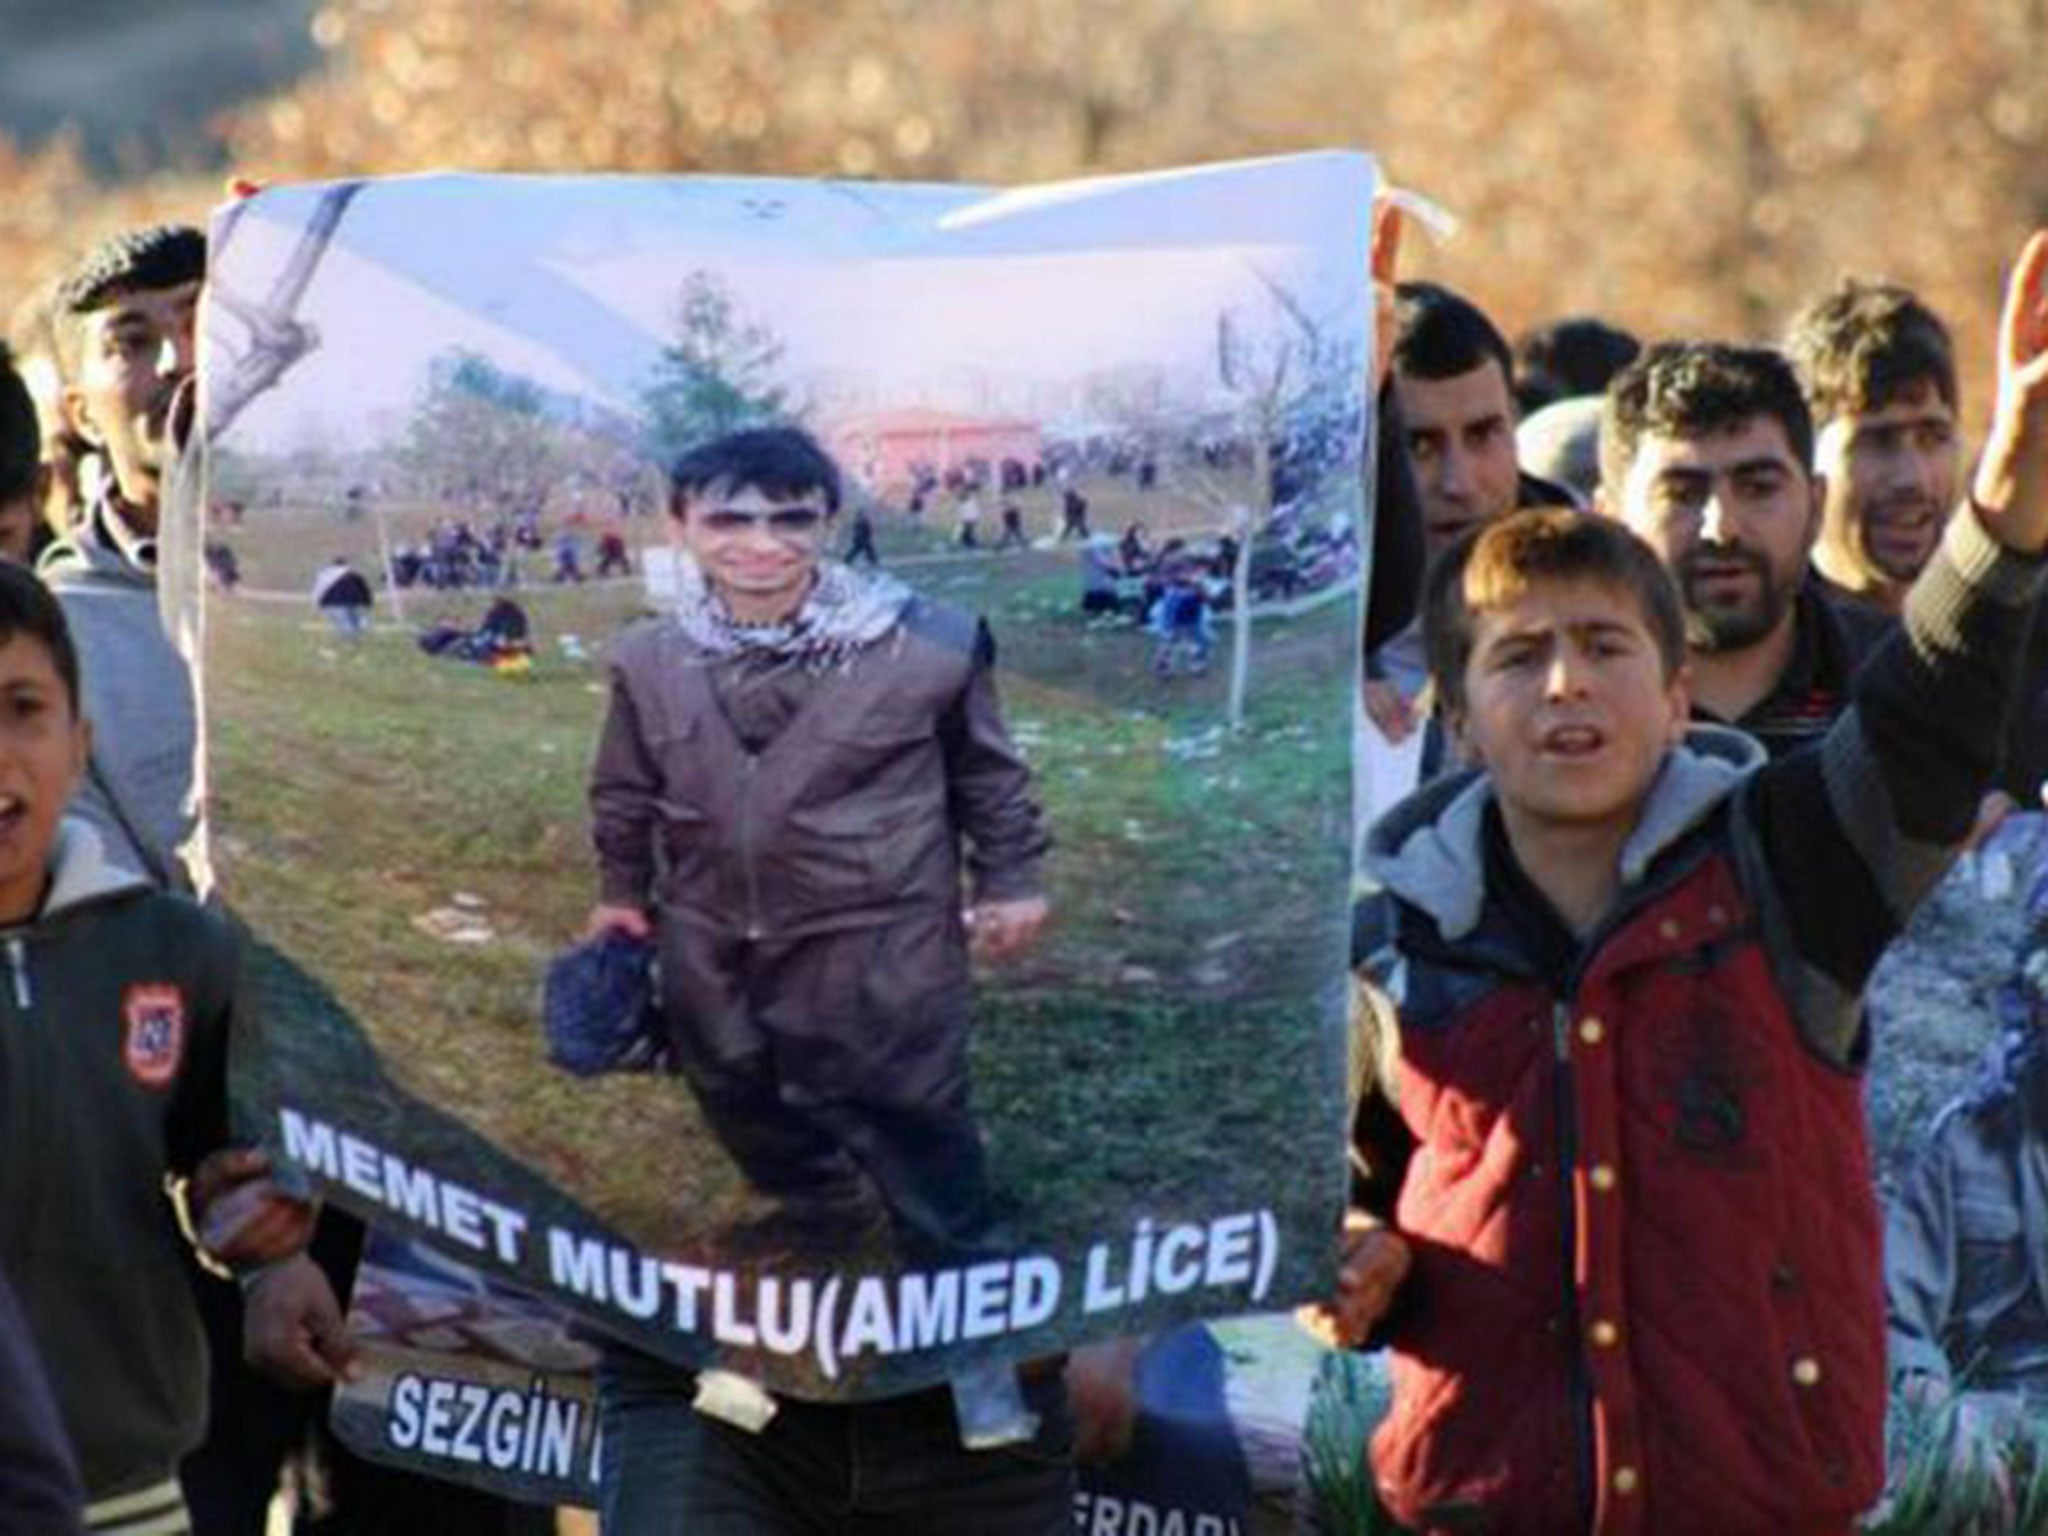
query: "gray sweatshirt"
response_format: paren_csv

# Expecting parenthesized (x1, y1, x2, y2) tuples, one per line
(38, 496, 196, 889)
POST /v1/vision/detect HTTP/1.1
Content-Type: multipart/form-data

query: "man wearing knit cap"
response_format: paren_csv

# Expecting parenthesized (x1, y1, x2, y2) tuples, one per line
(42, 222, 205, 887)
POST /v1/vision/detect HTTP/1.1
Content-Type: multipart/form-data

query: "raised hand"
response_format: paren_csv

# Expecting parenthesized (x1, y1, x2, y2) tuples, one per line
(1972, 231, 2048, 552)
(1370, 194, 1405, 395)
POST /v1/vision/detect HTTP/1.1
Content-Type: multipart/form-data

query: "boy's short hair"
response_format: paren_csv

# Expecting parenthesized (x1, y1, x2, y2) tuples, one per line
(0, 345, 37, 504)
(51, 224, 206, 380)
(1783, 277, 1957, 424)
(1393, 281, 1515, 387)
(1600, 342, 1813, 493)
(669, 426, 841, 517)
(0, 563, 80, 713)
(1423, 508, 1686, 716)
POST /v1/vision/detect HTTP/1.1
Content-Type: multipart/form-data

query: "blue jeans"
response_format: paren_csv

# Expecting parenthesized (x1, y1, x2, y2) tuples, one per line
(597, 1347, 1074, 1535)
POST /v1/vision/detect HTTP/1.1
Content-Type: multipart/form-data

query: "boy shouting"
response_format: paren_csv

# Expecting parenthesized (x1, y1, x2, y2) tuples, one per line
(1326, 234, 2048, 1534)
(0, 561, 310, 1533)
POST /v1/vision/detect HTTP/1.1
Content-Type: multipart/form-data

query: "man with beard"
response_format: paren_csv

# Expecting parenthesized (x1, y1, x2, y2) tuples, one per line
(1597, 342, 1890, 757)
(1785, 278, 1962, 616)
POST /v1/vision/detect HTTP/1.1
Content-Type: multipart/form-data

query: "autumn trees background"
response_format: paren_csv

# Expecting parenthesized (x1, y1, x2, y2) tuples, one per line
(6, 0, 2048, 423)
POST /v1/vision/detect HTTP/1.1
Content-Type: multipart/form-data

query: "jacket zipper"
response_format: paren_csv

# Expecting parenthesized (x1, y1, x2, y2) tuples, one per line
(2, 932, 36, 1288)
(739, 753, 764, 941)
(7, 937, 31, 1010)
(1404, 847, 1705, 1530)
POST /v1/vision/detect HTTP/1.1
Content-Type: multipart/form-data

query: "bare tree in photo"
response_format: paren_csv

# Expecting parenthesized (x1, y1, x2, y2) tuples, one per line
(1197, 269, 1362, 729)
(400, 351, 572, 515)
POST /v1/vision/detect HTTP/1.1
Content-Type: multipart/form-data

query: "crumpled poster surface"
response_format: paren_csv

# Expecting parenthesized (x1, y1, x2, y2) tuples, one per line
(204, 152, 1373, 1400)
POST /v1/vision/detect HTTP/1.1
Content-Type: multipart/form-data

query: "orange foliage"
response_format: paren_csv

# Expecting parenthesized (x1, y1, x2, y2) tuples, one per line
(2, 0, 2045, 423)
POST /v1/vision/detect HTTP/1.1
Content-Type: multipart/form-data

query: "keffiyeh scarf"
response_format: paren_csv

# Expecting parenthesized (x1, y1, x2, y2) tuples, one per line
(671, 557, 913, 672)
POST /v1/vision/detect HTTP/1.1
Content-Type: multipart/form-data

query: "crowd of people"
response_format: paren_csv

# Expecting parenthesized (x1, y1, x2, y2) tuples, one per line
(5, 175, 2048, 1536)
(373, 513, 634, 592)
(1329, 203, 2048, 1534)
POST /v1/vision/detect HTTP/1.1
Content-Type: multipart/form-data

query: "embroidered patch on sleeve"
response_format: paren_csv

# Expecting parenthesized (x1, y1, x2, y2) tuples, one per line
(122, 984, 187, 1089)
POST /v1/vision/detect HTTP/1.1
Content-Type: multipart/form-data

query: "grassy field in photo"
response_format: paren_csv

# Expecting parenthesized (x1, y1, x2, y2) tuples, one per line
(211, 472, 1357, 1325)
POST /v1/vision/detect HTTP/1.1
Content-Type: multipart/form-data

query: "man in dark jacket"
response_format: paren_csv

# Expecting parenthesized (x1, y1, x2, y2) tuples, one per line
(1599, 341, 1892, 759)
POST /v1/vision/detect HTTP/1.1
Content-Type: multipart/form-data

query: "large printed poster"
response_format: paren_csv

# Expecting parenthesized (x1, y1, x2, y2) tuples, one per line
(203, 155, 1374, 1401)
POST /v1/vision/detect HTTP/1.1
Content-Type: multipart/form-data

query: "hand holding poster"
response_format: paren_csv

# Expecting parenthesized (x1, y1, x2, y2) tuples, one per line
(329, 1230, 1375, 1520)
(204, 153, 1372, 1401)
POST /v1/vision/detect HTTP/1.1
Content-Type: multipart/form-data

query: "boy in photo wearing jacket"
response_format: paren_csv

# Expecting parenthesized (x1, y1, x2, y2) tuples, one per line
(1318, 233, 2048, 1535)
(585, 424, 1050, 1274)
(0, 561, 311, 1534)
(583, 425, 1066, 1533)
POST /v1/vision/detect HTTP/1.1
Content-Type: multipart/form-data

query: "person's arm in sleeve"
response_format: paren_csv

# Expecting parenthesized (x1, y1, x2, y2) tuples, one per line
(1301, 965, 1415, 1350)
(586, 661, 662, 940)
(1749, 235, 2048, 1064)
(1885, 1119, 1963, 1393)
(0, 1268, 82, 1532)
(1858, 232, 2048, 853)
(169, 914, 317, 1272)
(942, 624, 1051, 960)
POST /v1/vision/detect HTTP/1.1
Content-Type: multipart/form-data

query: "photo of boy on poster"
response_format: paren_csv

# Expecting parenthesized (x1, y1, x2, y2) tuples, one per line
(581, 424, 1050, 1270)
